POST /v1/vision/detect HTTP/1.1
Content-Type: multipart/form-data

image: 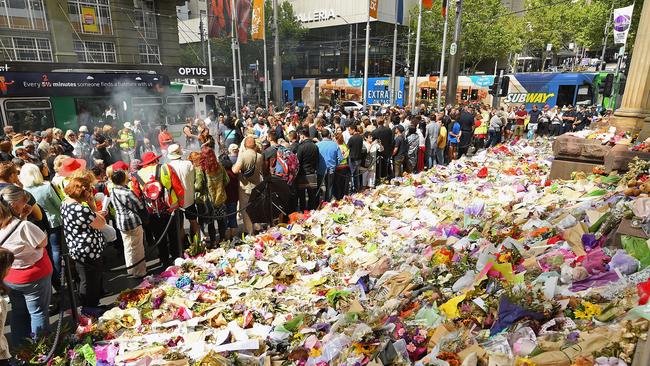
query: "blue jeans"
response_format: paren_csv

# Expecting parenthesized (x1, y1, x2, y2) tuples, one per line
(349, 159, 362, 192)
(46, 227, 62, 290)
(6, 275, 52, 347)
(487, 129, 501, 148)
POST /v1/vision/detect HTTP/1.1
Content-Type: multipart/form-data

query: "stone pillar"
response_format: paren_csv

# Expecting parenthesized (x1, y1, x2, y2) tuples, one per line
(610, 0, 650, 138)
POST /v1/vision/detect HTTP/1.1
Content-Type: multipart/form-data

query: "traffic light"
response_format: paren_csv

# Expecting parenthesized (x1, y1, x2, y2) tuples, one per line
(489, 79, 499, 95)
(470, 89, 479, 101)
(421, 88, 429, 100)
(461, 89, 468, 101)
(499, 76, 510, 97)
(602, 73, 614, 97)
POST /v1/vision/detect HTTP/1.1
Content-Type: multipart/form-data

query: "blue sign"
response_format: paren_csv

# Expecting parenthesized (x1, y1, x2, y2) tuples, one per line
(366, 77, 404, 107)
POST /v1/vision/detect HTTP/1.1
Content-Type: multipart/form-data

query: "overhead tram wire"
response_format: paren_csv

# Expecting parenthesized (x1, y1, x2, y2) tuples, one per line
(177, 16, 204, 63)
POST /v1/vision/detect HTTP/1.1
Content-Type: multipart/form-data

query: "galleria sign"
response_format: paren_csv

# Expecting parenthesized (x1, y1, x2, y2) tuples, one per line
(295, 9, 336, 23)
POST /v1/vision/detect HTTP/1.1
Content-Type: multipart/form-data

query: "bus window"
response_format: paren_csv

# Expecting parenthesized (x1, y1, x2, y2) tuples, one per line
(132, 97, 163, 125)
(557, 85, 576, 107)
(206, 95, 216, 115)
(4, 99, 54, 132)
(166, 95, 194, 125)
(75, 97, 120, 130)
(293, 87, 304, 103)
(576, 85, 593, 106)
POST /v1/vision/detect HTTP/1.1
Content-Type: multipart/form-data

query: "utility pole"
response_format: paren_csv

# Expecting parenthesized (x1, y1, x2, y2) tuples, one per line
(601, 1, 615, 70)
(445, 0, 463, 106)
(348, 25, 353, 77)
(230, 0, 240, 119)
(272, 0, 282, 109)
(199, 14, 206, 64)
(390, 0, 399, 106)
(362, 0, 371, 111)
(437, 2, 450, 111)
(410, 0, 422, 112)
(233, 2, 244, 106)
(263, 29, 269, 109)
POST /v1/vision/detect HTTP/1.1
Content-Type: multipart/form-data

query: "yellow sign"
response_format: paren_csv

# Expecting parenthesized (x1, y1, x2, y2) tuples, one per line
(251, 0, 265, 41)
(81, 6, 98, 33)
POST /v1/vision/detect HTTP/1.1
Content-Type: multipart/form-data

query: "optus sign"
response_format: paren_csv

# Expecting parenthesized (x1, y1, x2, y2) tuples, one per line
(177, 67, 208, 77)
(503, 92, 555, 104)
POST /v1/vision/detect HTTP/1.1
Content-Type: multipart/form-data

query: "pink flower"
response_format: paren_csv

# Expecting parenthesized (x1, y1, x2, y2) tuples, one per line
(406, 343, 417, 353)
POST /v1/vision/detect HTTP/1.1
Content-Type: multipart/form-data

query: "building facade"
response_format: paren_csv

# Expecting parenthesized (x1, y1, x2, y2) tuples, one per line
(0, 0, 182, 75)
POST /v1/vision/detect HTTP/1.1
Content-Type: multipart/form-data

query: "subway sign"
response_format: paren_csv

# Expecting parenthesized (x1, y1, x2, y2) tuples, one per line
(503, 92, 555, 104)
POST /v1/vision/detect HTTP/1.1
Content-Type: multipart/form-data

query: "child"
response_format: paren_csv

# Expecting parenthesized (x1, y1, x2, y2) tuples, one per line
(0, 247, 15, 364)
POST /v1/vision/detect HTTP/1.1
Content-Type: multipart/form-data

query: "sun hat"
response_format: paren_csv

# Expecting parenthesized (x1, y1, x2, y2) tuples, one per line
(141, 152, 161, 166)
(59, 157, 87, 177)
(167, 144, 182, 160)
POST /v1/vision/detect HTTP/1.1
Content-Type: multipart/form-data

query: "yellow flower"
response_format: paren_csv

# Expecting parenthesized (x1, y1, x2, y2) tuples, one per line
(309, 348, 322, 357)
(515, 358, 537, 366)
(575, 302, 602, 320)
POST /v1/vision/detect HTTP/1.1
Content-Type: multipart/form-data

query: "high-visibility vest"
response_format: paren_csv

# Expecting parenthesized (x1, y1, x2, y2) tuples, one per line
(474, 120, 488, 135)
(120, 130, 135, 149)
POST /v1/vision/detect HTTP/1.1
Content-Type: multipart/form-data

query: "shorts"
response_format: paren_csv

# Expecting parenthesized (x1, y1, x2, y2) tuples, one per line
(184, 204, 198, 221)
(513, 124, 525, 136)
(225, 202, 238, 228)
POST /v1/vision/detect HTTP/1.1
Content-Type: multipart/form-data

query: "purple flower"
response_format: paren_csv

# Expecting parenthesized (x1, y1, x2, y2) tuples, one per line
(353, 199, 365, 207)
(567, 331, 580, 342)
(415, 186, 427, 198)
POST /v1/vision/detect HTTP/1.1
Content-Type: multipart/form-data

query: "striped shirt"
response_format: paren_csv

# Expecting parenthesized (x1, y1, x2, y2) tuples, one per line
(110, 186, 144, 232)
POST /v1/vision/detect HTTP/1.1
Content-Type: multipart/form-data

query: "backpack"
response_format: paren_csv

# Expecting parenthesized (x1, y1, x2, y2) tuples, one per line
(135, 164, 171, 216)
(273, 146, 299, 185)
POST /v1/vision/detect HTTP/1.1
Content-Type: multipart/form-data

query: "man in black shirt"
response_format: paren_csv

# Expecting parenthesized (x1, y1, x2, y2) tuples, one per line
(372, 117, 393, 180)
(295, 128, 320, 210)
(347, 125, 364, 192)
(528, 104, 542, 137)
(392, 125, 407, 177)
(263, 130, 279, 176)
(561, 106, 576, 135)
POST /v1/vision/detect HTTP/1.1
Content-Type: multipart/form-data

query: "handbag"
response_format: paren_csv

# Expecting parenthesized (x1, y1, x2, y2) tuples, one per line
(242, 154, 257, 178)
(297, 173, 318, 189)
(195, 171, 216, 217)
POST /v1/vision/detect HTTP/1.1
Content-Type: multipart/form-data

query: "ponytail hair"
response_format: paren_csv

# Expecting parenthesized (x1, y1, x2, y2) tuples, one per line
(0, 247, 14, 295)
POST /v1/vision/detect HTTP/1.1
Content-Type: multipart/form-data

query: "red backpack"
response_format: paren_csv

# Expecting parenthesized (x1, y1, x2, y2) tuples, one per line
(273, 146, 299, 185)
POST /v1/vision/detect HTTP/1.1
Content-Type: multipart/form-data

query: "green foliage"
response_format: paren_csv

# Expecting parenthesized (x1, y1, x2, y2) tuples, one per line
(409, 0, 642, 71)
(410, 0, 524, 72)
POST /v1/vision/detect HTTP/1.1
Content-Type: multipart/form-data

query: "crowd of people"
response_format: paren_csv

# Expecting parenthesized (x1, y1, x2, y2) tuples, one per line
(0, 99, 609, 360)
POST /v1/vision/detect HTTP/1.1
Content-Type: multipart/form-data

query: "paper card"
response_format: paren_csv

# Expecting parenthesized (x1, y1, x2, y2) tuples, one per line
(562, 222, 588, 257)
(256, 261, 271, 273)
(228, 321, 249, 341)
(212, 340, 260, 353)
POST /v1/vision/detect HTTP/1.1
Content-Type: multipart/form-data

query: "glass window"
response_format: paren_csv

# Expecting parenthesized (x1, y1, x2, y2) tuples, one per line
(132, 96, 163, 124)
(0, 0, 47, 30)
(0, 36, 52, 61)
(133, 0, 156, 39)
(73, 40, 116, 63)
(138, 43, 160, 64)
(4, 99, 54, 132)
(165, 95, 194, 125)
(67, 0, 113, 35)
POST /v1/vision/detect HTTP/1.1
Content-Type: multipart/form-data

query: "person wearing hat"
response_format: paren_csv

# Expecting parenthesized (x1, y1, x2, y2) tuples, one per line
(166, 144, 197, 245)
(11, 134, 27, 150)
(117, 122, 136, 164)
(132, 151, 184, 267)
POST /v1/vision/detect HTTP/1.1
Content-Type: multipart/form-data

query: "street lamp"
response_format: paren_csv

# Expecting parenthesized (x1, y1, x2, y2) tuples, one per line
(336, 15, 354, 78)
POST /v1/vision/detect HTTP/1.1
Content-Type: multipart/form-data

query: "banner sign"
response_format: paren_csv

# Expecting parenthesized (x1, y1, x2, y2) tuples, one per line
(251, 0, 264, 40)
(0, 72, 169, 97)
(369, 0, 379, 19)
(81, 6, 98, 33)
(613, 5, 634, 45)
